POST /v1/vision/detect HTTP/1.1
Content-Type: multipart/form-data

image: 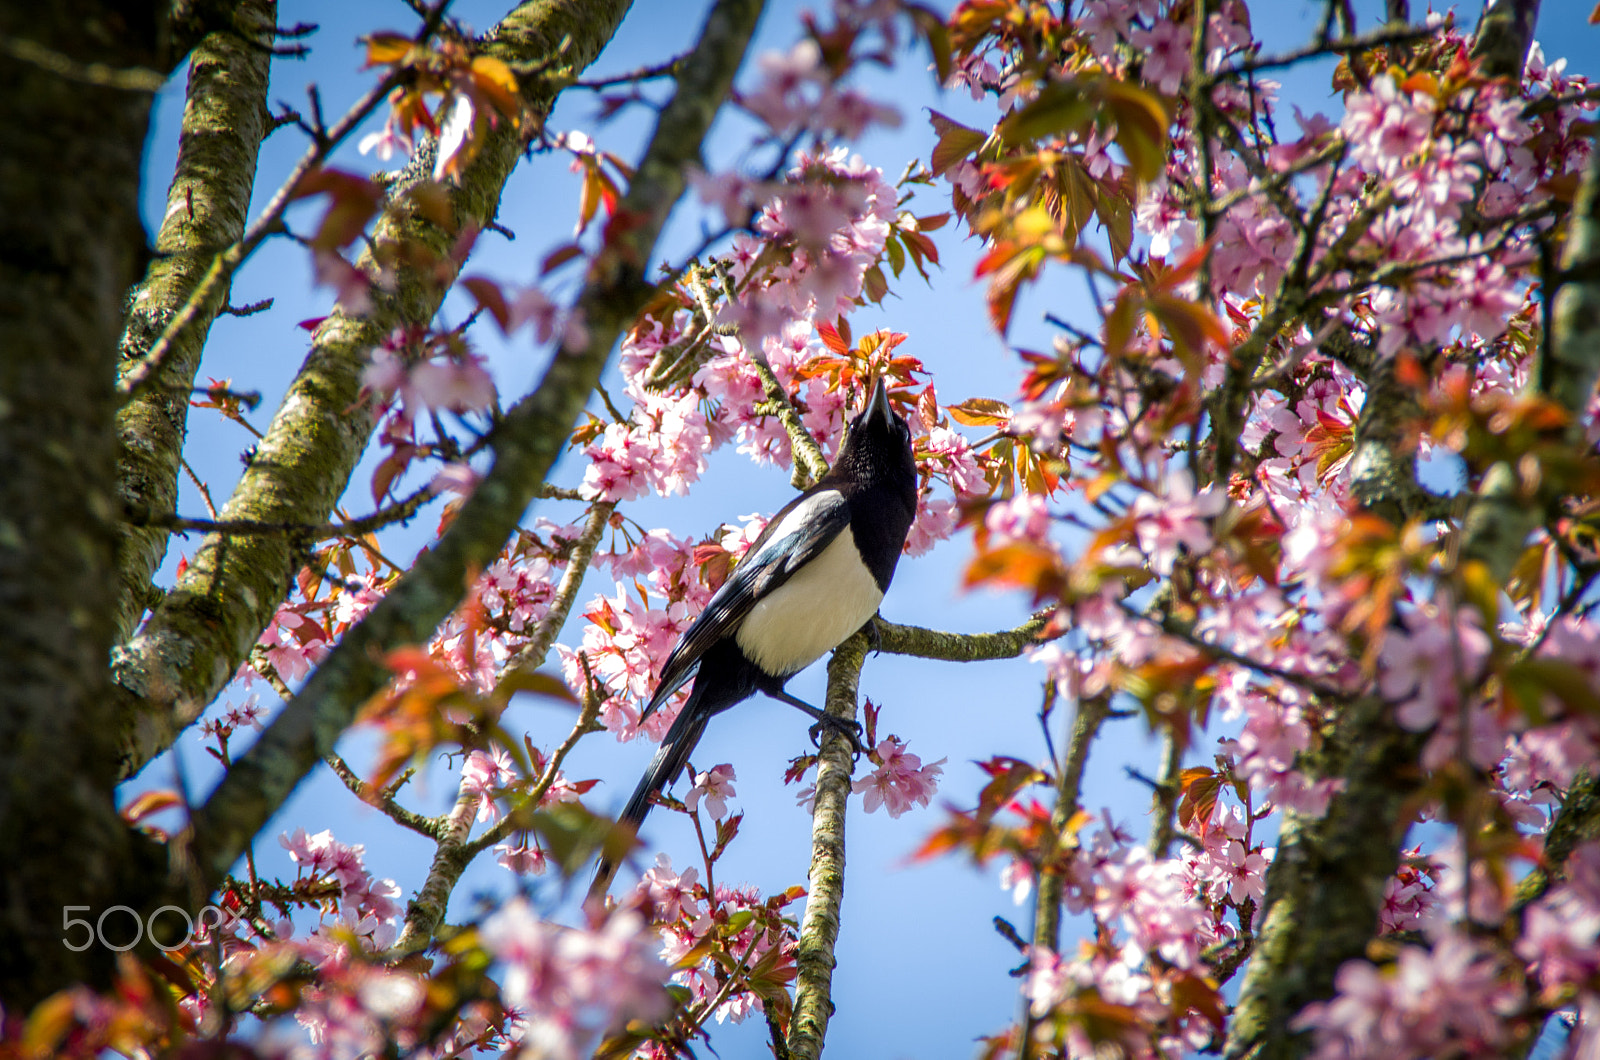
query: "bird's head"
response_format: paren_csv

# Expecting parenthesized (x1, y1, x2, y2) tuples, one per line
(833, 377, 918, 508)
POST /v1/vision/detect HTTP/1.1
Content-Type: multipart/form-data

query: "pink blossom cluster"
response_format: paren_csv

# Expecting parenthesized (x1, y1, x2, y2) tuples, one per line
(936, 0, 1600, 1054)
(1377, 601, 1496, 767)
(557, 585, 696, 740)
(1067, 824, 1219, 972)
(1129, 467, 1226, 576)
(1245, 363, 1362, 508)
(460, 746, 585, 871)
(578, 393, 715, 502)
(1217, 678, 1342, 817)
(199, 694, 268, 742)
(1293, 930, 1524, 1060)
(1378, 845, 1441, 935)
(739, 39, 901, 141)
(646, 868, 798, 1025)
(479, 899, 671, 1059)
(284, 963, 427, 1059)
(425, 518, 584, 692)
(1517, 841, 1600, 1018)
(1025, 822, 1223, 1055)
(252, 601, 333, 684)
(686, 763, 738, 820)
(581, 151, 898, 507)
(278, 828, 404, 941)
(849, 737, 946, 817)
(1178, 802, 1272, 908)
(718, 149, 899, 344)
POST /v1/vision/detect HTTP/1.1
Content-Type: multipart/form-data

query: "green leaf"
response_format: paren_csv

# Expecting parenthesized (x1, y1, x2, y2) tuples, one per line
(929, 110, 988, 176)
(886, 231, 907, 277)
(1102, 80, 1169, 183)
(1000, 79, 1094, 146)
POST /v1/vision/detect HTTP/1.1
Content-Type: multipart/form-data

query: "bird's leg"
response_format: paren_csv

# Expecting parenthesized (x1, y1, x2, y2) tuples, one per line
(865, 614, 883, 655)
(768, 688, 865, 755)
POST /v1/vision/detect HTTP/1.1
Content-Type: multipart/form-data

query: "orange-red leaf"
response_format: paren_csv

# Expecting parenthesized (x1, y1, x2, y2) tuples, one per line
(948, 397, 1012, 427)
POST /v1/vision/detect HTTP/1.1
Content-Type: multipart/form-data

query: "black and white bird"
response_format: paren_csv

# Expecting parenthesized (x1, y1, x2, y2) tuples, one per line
(589, 376, 918, 899)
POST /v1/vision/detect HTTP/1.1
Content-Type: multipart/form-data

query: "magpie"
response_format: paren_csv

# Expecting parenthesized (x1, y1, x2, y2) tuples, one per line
(589, 376, 918, 899)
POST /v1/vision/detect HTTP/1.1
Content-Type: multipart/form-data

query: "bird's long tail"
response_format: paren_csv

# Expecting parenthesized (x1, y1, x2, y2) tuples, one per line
(587, 699, 709, 903)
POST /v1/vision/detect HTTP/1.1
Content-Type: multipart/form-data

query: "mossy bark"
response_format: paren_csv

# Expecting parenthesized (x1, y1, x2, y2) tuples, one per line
(111, 0, 277, 644)
(183, 0, 766, 901)
(111, 0, 637, 780)
(0, 0, 165, 1008)
(788, 631, 868, 1060)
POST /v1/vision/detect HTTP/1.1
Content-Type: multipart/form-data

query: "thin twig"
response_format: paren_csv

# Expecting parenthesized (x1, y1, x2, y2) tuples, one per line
(465, 681, 605, 858)
(1204, 23, 1434, 82)
(573, 52, 689, 89)
(124, 479, 441, 540)
(180, 458, 220, 520)
(323, 752, 442, 838)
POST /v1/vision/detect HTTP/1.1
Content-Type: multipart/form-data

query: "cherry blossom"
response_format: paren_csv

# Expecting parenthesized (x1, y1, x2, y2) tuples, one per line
(480, 900, 670, 1059)
(851, 738, 945, 817)
(685, 763, 737, 820)
(1294, 930, 1524, 1060)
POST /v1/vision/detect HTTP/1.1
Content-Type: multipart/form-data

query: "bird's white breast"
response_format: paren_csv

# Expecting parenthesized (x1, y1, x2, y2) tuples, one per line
(736, 528, 884, 677)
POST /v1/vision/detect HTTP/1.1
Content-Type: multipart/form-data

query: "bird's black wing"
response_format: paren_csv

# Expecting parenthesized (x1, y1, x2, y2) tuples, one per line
(639, 489, 851, 721)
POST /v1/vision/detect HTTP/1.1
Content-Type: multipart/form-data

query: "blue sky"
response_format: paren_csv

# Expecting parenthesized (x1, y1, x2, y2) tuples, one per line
(131, 1, 1599, 1056)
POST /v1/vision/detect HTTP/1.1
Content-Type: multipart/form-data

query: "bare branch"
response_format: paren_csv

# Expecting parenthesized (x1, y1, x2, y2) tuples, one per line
(323, 753, 442, 839)
(1203, 23, 1435, 83)
(874, 613, 1051, 661)
(574, 52, 689, 89)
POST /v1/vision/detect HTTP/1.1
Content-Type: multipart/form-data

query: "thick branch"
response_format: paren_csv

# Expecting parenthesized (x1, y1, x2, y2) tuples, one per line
(874, 613, 1050, 661)
(1469, 0, 1540, 81)
(1033, 694, 1109, 953)
(110, 0, 286, 641)
(180, 0, 766, 910)
(788, 630, 869, 1060)
(110, 0, 635, 780)
(752, 355, 829, 488)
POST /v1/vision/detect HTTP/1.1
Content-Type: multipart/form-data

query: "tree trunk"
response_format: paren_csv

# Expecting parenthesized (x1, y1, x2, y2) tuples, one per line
(0, 0, 165, 1007)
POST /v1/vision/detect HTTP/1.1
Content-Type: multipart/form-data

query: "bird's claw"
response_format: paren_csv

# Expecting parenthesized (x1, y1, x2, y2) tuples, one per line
(808, 714, 866, 757)
(866, 615, 883, 655)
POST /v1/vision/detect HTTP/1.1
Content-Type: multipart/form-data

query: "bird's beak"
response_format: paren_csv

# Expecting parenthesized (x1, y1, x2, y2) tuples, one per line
(861, 376, 893, 429)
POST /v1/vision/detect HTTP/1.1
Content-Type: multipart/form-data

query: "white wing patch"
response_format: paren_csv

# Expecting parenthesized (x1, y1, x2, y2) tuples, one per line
(736, 527, 883, 677)
(746, 491, 845, 573)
